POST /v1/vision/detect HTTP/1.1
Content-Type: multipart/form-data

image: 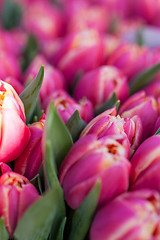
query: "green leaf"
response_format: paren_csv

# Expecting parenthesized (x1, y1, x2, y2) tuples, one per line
(136, 28, 144, 46)
(21, 35, 38, 71)
(55, 217, 66, 240)
(66, 110, 87, 142)
(43, 101, 73, 169)
(130, 62, 160, 95)
(20, 66, 44, 123)
(0, 218, 9, 240)
(155, 127, 160, 135)
(14, 187, 65, 240)
(94, 92, 120, 116)
(1, 0, 22, 30)
(68, 180, 101, 240)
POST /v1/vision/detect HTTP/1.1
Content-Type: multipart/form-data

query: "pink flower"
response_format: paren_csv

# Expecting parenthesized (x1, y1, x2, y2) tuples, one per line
(74, 66, 129, 107)
(4, 77, 24, 95)
(0, 172, 40, 238)
(43, 90, 93, 123)
(130, 135, 160, 192)
(54, 29, 104, 86)
(90, 189, 160, 240)
(0, 80, 30, 162)
(81, 107, 142, 153)
(119, 91, 158, 140)
(59, 134, 131, 209)
(14, 115, 45, 180)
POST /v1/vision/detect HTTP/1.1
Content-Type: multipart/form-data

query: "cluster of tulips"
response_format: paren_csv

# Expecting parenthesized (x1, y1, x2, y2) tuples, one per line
(1, 0, 160, 239)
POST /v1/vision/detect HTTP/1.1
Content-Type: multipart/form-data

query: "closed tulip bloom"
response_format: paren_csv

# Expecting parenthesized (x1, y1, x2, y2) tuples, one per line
(0, 80, 30, 162)
(90, 189, 160, 240)
(54, 29, 104, 86)
(74, 66, 129, 107)
(107, 43, 150, 81)
(0, 172, 40, 238)
(4, 77, 24, 95)
(119, 91, 158, 140)
(59, 134, 131, 209)
(81, 107, 142, 153)
(43, 90, 93, 123)
(130, 135, 160, 192)
(14, 115, 45, 180)
(25, 55, 66, 104)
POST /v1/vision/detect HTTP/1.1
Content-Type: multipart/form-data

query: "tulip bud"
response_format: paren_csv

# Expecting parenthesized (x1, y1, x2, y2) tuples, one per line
(25, 55, 66, 104)
(0, 172, 40, 238)
(59, 134, 131, 209)
(54, 29, 104, 86)
(81, 107, 142, 153)
(0, 80, 30, 162)
(130, 135, 160, 192)
(4, 76, 24, 95)
(107, 43, 151, 80)
(119, 91, 158, 140)
(43, 90, 93, 123)
(14, 115, 45, 180)
(90, 189, 160, 240)
(74, 66, 129, 107)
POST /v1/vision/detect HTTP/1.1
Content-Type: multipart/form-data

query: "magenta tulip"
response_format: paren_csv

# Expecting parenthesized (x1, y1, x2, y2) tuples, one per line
(0, 172, 40, 238)
(81, 107, 142, 153)
(59, 134, 131, 209)
(14, 115, 45, 180)
(74, 65, 129, 107)
(130, 135, 160, 192)
(90, 189, 160, 240)
(119, 91, 158, 140)
(43, 90, 93, 123)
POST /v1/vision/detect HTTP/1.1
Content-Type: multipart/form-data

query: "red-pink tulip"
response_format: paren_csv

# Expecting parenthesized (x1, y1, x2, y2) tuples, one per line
(0, 80, 30, 162)
(130, 135, 160, 192)
(59, 134, 131, 209)
(4, 76, 24, 95)
(0, 163, 12, 176)
(0, 172, 40, 238)
(119, 91, 158, 140)
(54, 29, 104, 86)
(14, 115, 45, 180)
(90, 189, 160, 240)
(81, 107, 142, 153)
(74, 66, 129, 107)
(43, 90, 93, 123)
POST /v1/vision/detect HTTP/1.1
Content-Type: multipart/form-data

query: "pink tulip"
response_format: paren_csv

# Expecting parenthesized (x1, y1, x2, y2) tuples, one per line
(90, 189, 160, 240)
(0, 172, 40, 238)
(54, 29, 104, 86)
(43, 90, 93, 123)
(0, 80, 30, 162)
(74, 66, 129, 107)
(119, 91, 158, 140)
(59, 134, 131, 209)
(22, 1, 64, 42)
(130, 135, 160, 192)
(107, 43, 151, 81)
(14, 115, 45, 180)
(25, 55, 66, 104)
(81, 107, 142, 153)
